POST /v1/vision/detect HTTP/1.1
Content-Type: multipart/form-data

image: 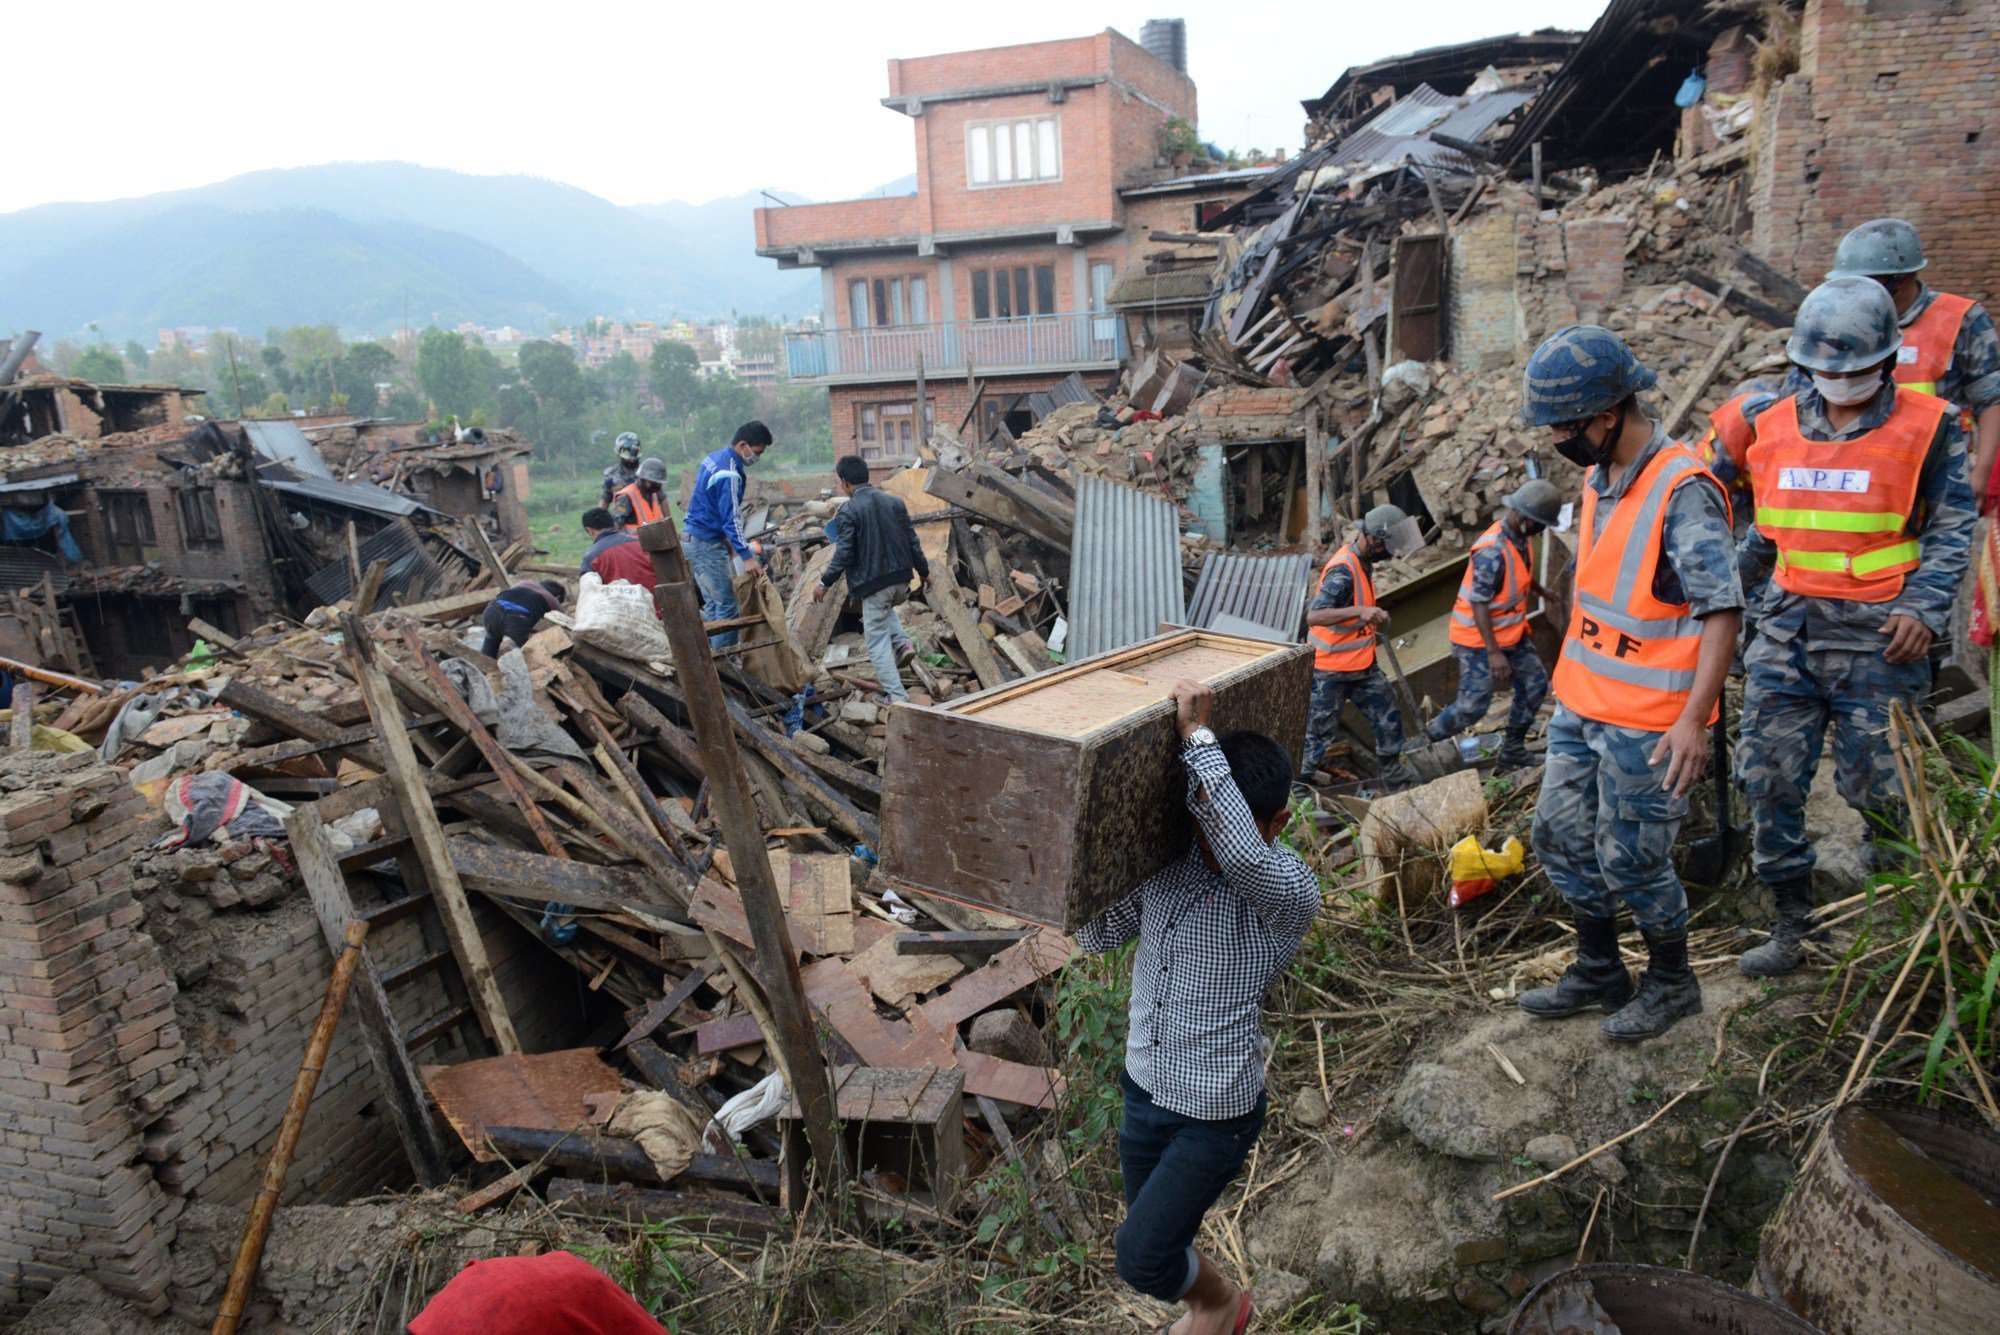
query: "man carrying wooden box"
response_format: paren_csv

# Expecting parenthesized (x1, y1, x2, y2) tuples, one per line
(1078, 680, 1319, 1335)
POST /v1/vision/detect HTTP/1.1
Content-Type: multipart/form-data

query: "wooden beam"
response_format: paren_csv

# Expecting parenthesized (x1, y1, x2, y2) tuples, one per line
(188, 617, 245, 655)
(545, 1179, 784, 1235)
(341, 615, 519, 1053)
(367, 590, 490, 623)
(1680, 267, 1794, 327)
(1663, 315, 1750, 439)
(922, 465, 1074, 552)
(285, 802, 455, 1183)
(8, 682, 31, 750)
(571, 707, 699, 876)
(893, 930, 1032, 957)
(637, 517, 844, 1194)
(445, 838, 674, 914)
(480, 1125, 779, 1195)
(1731, 249, 1809, 309)
(924, 563, 1010, 691)
(352, 558, 388, 617)
(724, 697, 880, 849)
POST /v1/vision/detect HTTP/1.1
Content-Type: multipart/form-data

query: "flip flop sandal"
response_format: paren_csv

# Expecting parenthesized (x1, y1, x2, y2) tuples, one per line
(1232, 1293, 1254, 1334)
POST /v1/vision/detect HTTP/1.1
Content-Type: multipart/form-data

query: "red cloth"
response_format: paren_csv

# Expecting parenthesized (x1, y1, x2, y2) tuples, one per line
(408, 1251, 667, 1335)
(587, 537, 658, 590)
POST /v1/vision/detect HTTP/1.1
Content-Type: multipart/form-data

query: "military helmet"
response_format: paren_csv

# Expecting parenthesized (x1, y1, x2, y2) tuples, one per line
(636, 457, 668, 483)
(1520, 325, 1658, 427)
(616, 432, 642, 460)
(1502, 478, 1563, 529)
(1362, 503, 1425, 558)
(1827, 218, 1927, 279)
(1787, 277, 1902, 373)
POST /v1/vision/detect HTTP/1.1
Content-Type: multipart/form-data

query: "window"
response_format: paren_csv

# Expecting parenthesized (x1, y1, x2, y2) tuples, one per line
(1089, 261, 1118, 343)
(966, 116, 1061, 187)
(971, 265, 1056, 320)
(855, 400, 935, 461)
(851, 274, 932, 327)
(101, 491, 157, 566)
(126, 599, 177, 657)
(175, 486, 224, 548)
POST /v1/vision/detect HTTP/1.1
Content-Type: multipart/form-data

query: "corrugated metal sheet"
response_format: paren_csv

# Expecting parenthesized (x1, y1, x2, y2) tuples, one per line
(262, 475, 426, 517)
(1069, 474, 1185, 660)
(241, 420, 334, 479)
(1186, 551, 1313, 643)
(304, 518, 452, 608)
(0, 548, 69, 595)
(0, 473, 77, 493)
(1323, 83, 1533, 175)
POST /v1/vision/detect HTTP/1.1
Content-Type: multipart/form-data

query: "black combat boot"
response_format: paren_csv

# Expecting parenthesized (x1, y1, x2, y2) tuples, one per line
(1494, 727, 1534, 769)
(1739, 879, 1816, 977)
(1603, 927, 1703, 1042)
(1520, 914, 1635, 1018)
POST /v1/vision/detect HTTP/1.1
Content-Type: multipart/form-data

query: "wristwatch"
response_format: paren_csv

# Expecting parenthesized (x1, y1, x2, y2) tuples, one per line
(1184, 726, 1217, 747)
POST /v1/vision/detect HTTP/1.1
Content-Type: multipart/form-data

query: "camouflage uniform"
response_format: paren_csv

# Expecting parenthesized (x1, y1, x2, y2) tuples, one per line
(601, 460, 640, 508)
(1300, 557, 1405, 774)
(1736, 381, 1976, 884)
(1532, 425, 1744, 933)
(1429, 530, 1551, 739)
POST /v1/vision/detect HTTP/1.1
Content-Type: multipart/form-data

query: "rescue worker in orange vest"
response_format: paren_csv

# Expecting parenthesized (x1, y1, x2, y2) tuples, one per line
(1416, 479, 1561, 768)
(1821, 219, 2000, 500)
(1736, 278, 1975, 976)
(1517, 326, 1743, 1043)
(1299, 505, 1424, 790)
(610, 457, 669, 533)
(1692, 378, 1784, 539)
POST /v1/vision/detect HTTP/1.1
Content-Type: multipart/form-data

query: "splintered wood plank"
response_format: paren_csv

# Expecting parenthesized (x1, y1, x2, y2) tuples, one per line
(919, 932, 1077, 1031)
(695, 1012, 765, 1055)
(421, 1048, 623, 1162)
(961, 1051, 1063, 1110)
(784, 853, 854, 957)
(847, 931, 963, 1008)
(796, 957, 953, 1069)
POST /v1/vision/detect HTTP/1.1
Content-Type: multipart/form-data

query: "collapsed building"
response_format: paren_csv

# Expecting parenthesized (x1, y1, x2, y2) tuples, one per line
(2, 0, 1998, 1330)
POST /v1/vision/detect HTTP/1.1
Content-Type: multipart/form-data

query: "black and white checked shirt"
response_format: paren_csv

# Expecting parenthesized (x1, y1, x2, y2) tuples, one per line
(1078, 738, 1320, 1120)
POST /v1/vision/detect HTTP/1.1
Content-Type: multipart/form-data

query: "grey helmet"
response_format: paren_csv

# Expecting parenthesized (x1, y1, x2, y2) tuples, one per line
(636, 457, 669, 484)
(1787, 277, 1903, 373)
(1362, 503, 1425, 558)
(1827, 219, 1927, 279)
(616, 432, 642, 462)
(1502, 479, 1563, 529)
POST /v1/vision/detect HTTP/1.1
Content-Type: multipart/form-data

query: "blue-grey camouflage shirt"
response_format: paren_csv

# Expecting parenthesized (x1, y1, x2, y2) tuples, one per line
(1736, 380, 1975, 648)
(1465, 522, 1532, 604)
(1581, 423, 1744, 619)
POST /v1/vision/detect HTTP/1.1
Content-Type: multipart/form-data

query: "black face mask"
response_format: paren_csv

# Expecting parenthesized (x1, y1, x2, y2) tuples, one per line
(1554, 404, 1623, 470)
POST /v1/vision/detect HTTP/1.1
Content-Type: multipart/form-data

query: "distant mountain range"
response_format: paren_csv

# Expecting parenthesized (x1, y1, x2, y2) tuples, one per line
(0, 162, 918, 342)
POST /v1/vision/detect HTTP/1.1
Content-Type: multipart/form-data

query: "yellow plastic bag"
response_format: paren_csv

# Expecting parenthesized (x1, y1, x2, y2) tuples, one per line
(1448, 834, 1524, 908)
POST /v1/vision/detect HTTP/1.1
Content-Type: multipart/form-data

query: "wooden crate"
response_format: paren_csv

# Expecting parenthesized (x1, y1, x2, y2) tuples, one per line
(880, 628, 1311, 931)
(779, 1065, 965, 1212)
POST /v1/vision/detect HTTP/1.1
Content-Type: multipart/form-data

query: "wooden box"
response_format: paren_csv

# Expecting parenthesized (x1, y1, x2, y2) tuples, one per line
(779, 1065, 965, 1211)
(880, 629, 1311, 931)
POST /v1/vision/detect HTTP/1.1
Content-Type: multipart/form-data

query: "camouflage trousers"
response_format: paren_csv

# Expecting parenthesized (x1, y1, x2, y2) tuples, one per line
(1738, 633, 1930, 886)
(1301, 666, 1405, 774)
(1428, 641, 1550, 740)
(1532, 704, 1690, 932)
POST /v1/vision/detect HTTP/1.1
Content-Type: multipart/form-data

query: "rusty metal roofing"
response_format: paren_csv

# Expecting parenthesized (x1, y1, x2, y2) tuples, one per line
(1186, 551, 1312, 643)
(1068, 474, 1186, 660)
(241, 419, 334, 479)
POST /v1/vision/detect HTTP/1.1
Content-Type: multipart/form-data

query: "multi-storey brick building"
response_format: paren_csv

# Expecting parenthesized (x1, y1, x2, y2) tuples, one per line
(757, 28, 1234, 460)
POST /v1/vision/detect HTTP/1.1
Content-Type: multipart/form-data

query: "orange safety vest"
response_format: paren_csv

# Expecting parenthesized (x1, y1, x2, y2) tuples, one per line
(1308, 544, 1377, 673)
(1695, 393, 1758, 477)
(1895, 292, 1974, 401)
(613, 482, 665, 531)
(1449, 520, 1533, 649)
(1746, 387, 1946, 603)
(1552, 442, 1722, 732)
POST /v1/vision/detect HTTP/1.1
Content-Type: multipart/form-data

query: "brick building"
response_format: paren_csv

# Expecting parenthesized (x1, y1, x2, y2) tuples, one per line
(757, 29, 1245, 459)
(1750, 0, 2000, 307)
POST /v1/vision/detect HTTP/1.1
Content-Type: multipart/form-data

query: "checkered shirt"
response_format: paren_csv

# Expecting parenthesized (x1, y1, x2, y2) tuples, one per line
(1077, 738, 1321, 1119)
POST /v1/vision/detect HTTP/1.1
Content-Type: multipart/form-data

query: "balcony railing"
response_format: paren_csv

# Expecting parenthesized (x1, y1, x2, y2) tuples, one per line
(785, 312, 1126, 383)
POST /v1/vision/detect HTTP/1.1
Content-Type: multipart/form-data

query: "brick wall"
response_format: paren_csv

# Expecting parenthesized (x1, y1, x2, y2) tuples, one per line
(1562, 216, 1630, 325)
(1751, 0, 2000, 306)
(0, 753, 180, 1316)
(1451, 204, 1526, 371)
(829, 372, 1114, 455)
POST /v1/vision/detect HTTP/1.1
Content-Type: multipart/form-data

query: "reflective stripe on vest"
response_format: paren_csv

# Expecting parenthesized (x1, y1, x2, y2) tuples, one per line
(614, 483, 665, 530)
(1551, 442, 1719, 731)
(1308, 545, 1377, 673)
(1746, 388, 1943, 603)
(1448, 521, 1532, 649)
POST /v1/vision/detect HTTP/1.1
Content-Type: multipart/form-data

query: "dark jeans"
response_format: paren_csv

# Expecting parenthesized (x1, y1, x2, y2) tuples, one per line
(1114, 1069, 1266, 1301)
(480, 602, 541, 659)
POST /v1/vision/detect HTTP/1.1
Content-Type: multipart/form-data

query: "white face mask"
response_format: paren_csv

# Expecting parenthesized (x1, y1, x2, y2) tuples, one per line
(1813, 370, 1883, 406)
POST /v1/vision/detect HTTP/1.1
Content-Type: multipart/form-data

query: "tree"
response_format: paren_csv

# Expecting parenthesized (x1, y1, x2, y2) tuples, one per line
(648, 342, 701, 420)
(598, 351, 644, 409)
(259, 345, 293, 396)
(123, 340, 151, 374)
(338, 341, 396, 416)
(71, 345, 127, 384)
(415, 329, 497, 419)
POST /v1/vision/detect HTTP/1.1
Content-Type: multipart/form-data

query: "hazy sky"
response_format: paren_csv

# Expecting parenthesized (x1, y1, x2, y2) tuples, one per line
(7, 0, 1608, 213)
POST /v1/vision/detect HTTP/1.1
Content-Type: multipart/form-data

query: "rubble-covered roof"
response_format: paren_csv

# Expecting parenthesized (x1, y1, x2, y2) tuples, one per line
(1107, 269, 1215, 308)
(1302, 29, 1582, 120)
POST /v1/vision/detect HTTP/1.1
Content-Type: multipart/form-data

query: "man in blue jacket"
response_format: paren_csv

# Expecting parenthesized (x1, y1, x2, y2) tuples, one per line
(684, 421, 773, 647)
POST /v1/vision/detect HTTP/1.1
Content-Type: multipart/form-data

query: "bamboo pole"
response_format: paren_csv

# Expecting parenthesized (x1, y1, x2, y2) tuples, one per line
(212, 920, 369, 1335)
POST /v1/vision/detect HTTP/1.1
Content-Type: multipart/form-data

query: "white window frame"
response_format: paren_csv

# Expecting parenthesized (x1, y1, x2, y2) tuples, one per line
(966, 115, 1062, 188)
